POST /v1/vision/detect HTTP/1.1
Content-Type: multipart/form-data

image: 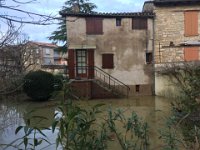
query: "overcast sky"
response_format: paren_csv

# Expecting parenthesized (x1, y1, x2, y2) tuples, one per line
(1, 0, 147, 43)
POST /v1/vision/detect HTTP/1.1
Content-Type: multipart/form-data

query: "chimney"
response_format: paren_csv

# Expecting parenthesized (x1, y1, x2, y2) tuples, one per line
(72, 3, 80, 13)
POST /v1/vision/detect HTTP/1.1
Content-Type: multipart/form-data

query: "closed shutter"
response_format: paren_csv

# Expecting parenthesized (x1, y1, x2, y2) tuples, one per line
(86, 18, 103, 34)
(102, 54, 114, 69)
(184, 47, 199, 61)
(86, 18, 95, 34)
(95, 18, 103, 34)
(68, 49, 75, 79)
(88, 49, 94, 78)
(184, 11, 198, 36)
(132, 18, 147, 30)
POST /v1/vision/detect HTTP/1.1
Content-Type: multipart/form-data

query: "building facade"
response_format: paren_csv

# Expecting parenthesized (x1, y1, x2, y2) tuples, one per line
(61, 12, 154, 98)
(61, 0, 200, 98)
(150, 0, 200, 97)
(28, 42, 67, 74)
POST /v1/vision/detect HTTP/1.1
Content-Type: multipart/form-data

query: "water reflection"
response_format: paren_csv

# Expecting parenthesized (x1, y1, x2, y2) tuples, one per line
(0, 95, 58, 150)
(0, 95, 172, 150)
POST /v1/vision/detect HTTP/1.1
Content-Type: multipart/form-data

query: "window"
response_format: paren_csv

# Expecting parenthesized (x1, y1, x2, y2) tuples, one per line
(36, 59, 40, 64)
(86, 17, 103, 35)
(45, 49, 50, 55)
(102, 54, 114, 69)
(76, 50, 87, 74)
(44, 58, 52, 64)
(36, 49, 39, 54)
(136, 85, 140, 92)
(146, 52, 152, 64)
(184, 11, 198, 36)
(116, 18, 121, 26)
(132, 18, 147, 30)
(184, 47, 199, 61)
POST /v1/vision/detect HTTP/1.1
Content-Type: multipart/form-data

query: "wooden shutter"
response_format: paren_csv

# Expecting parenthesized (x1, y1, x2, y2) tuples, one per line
(102, 54, 114, 69)
(184, 11, 198, 36)
(68, 49, 75, 79)
(132, 18, 147, 30)
(88, 49, 94, 79)
(184, 47, 199, 61)
(86, 18, 103, 35)
(86, 18, 95, 34)
(95, 18, 103, 34)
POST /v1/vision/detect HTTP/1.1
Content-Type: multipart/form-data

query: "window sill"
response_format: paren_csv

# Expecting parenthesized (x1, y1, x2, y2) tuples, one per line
(86, 32, 104, 35)
(184, 34, 199, 37)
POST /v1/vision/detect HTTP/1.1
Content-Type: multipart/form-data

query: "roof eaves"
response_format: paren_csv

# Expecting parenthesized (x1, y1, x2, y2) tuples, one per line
(60, 12, 155, 18)
(154, 0, 200, 6)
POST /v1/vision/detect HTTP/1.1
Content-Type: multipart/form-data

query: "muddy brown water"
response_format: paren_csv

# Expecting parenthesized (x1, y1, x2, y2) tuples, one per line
(0, 94, 172, 150)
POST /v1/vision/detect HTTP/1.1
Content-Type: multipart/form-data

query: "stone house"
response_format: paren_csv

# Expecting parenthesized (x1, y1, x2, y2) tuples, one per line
(60, 11, 154, 98)
(143, 0, 200, 97)
(61, 0, 200, 99)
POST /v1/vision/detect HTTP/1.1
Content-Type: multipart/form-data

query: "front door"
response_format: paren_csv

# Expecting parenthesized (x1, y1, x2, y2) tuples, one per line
(76, 50, 87, 78)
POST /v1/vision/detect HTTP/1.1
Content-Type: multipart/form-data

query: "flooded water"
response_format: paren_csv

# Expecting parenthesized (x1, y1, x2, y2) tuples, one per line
(0, 94, 172, 150)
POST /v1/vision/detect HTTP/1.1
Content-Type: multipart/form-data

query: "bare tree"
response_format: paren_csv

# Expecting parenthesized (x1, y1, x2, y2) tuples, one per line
(0, 0, 61, 94)
(0, 21, 41, 94)
(0, 0, 58, 25)
(156, 61, 200, 112)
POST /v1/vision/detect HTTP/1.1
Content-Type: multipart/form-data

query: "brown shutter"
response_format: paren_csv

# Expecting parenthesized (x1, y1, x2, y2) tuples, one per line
(132, 18, 147, 30)
(86, 18, 95, 34)
(95, 18, 103, 34)
(184, 11, 198, 36)
(68, 49, 75, 79)
(184, 47, 199, 61)
(88, 49, 94, 79)
(86, 18, 103, 35)
(102, 54, 114, 69)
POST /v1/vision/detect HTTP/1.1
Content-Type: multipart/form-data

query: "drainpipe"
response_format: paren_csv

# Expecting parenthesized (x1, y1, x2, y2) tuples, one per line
(152, 15, 156, 96)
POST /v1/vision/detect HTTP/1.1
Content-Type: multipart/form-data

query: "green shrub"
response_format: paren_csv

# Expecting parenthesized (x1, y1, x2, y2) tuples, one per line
(23, 70, 54, 101)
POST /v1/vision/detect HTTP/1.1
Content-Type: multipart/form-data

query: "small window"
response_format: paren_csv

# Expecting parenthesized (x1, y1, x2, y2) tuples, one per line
(45, 49, 50, 55)
(44, 58, 52, 64)
(136, 85, 140, 92)
(102, 54, 114, 69)
(86, 17, 103, 35)
(36, 49, 39, 54)
(116, 18, 121, 26)
(146, 52, 152, 64)
(132, 18, 147, 30)
(36, 59, 40, 64)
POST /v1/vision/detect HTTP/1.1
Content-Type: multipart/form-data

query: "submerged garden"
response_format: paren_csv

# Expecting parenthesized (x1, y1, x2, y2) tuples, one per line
(0, 63, 200, 150)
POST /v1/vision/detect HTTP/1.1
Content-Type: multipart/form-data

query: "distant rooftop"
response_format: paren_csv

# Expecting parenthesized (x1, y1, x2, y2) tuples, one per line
(60, 12, 155, 18)
(29, 41, 58, 48)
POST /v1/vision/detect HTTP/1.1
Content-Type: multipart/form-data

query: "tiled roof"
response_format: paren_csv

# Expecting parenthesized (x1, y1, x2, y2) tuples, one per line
(29, 41, 58, 48)
(154, 0, 200, 5)
(60, 12, 155, 18)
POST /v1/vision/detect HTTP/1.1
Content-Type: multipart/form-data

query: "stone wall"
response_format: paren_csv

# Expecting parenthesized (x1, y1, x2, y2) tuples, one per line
(154, 5, 200, 63)
(154, 5, 200, 97)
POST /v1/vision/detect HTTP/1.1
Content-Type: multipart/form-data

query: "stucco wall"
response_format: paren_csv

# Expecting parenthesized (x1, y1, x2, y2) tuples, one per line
(154, 5, 200, 63)
(155, 64, 182, 98)
(67, 16, 154, 95)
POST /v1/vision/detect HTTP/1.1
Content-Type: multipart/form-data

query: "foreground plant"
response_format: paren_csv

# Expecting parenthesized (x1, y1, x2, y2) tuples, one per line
(106, 107, 149, 150)
(52, 100, 107, 150)
(5, 110, 51, 150)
